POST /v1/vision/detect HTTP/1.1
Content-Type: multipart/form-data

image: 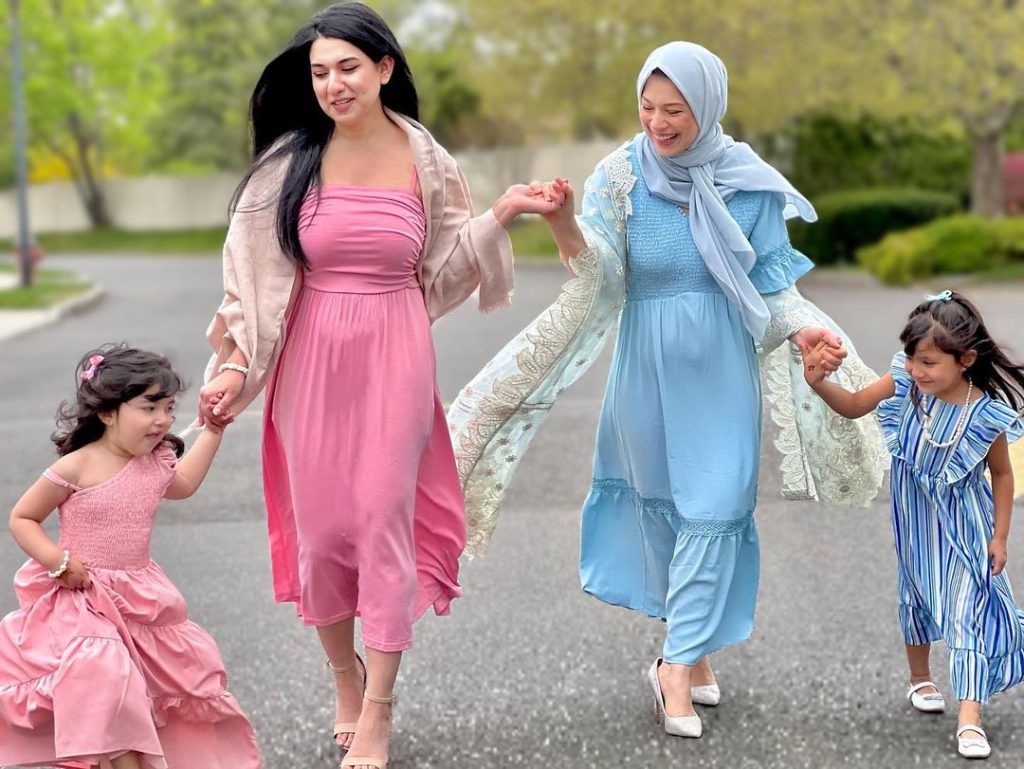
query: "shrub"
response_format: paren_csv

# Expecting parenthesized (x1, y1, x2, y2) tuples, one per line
(786, 113, 971, 201)
(857, 215, 1024, 284)
(789, 187, 959, 264)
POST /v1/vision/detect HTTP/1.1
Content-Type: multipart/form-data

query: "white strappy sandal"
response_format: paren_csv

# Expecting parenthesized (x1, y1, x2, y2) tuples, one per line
(907, 680, 945, 713)
(956, 725, 991, 759)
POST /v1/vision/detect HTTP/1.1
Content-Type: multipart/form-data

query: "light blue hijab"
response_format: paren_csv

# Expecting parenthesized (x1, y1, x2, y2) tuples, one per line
(636, 41, 816, 341)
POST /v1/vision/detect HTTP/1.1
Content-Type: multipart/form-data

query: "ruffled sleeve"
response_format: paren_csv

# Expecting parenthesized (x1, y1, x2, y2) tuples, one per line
(876, 351, 912, 448)
(944, 398, 1024, 484)
(746, 192, 814, 294)
(153, 443, 179, 491)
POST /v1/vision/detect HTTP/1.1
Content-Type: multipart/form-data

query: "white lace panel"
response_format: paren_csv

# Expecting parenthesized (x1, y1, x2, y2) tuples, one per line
(761, 290, 888, 507)
(447, 155, 630, 556)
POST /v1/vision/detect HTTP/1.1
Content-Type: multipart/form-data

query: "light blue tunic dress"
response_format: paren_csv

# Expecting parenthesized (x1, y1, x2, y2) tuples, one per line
(879, 352, 1024, 702)
(579, 142, 814, 664)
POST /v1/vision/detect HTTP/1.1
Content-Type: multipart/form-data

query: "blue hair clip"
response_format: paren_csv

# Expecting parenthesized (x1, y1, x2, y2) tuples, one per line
(924, 290, 953, 302)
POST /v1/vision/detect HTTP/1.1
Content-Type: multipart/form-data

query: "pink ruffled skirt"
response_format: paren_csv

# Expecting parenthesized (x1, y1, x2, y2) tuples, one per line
(0, 560, 260, 769)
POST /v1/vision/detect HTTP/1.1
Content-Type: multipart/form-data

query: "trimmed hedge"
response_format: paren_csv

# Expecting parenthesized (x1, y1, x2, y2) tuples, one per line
(857, 216, 1024, 285)
(789, 188, 959, 265)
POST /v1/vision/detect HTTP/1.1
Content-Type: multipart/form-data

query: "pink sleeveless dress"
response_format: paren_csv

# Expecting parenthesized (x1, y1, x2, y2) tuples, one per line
(0, 446, 260, 769)
(262, 171, 465, 651)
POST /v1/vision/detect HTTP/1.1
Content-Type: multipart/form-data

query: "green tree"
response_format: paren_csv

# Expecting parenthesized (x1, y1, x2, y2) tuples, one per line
(11, 0, 169, 226)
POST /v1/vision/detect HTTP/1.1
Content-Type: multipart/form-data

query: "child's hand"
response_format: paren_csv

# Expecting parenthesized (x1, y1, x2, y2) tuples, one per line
(989, 537, 1008, 575)
(57, 557, 92, 590)
(203, 409, 235, 435)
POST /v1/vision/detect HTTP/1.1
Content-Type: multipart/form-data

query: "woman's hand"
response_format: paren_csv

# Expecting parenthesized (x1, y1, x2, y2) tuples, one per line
(57, 557, 92, 590)
(492, 178, 568, 227)
(198, 369, 245, 426)
(801, 340, 831, 387)
(791, 326, 847, 373)
(990, 537, 1008, 576)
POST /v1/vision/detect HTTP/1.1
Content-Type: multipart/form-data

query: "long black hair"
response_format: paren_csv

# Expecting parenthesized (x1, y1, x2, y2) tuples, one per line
(899, 291, 1024, 411)
(52, 344, 186, 457)
(230, 2, 419, 268)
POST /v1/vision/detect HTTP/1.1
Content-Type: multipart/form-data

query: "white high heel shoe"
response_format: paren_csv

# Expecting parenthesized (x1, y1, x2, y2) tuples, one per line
(648, 659, 702, 738)
(691, 682, 721, 707)
(907, 680, 945, 713)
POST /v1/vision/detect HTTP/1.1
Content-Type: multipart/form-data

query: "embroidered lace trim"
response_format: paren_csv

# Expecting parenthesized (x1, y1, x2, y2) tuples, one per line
(590, 478, 754, 536)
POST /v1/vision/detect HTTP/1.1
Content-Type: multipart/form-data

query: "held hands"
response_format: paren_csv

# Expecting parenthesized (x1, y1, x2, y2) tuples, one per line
(798, 327, 847, 388)
(494, 177, 570, 227)
(198, 369, 244, 430)
(990, 537, 1008, 576)
(534, 177, 575, 226)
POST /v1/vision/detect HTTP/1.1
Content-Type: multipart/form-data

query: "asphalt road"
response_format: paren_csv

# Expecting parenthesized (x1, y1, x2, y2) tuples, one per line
(1, 256, 1023, 768)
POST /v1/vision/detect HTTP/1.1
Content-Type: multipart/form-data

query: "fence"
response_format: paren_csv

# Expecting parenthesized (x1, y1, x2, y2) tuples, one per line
(0, 139, 623, 238)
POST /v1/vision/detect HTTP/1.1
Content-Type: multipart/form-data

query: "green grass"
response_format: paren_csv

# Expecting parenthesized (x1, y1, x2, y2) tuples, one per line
(0, 227, 227, 255)
(0, 263, 93, 309)
(507, 218, 559, 259)
(0, 222, 564, 259)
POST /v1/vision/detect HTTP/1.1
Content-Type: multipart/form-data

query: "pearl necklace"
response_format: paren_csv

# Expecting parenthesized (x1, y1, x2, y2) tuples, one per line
(921, 379, 974, 449)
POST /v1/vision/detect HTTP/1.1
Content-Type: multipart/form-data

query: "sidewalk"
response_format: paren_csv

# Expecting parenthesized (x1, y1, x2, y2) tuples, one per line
(0, 271, 103, 343)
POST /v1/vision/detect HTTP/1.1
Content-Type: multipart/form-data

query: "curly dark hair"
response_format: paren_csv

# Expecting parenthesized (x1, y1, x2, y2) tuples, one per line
(52, 344, 186, 457)
(900, 290, 1024, 411)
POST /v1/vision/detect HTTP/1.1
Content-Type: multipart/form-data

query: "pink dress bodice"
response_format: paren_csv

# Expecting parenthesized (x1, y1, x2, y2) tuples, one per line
(44, 446, 177, 570)
(298, 176, 427, 294)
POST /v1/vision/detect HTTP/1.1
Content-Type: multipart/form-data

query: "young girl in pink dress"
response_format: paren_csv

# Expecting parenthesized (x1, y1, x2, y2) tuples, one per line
(0, 345, 259, 769)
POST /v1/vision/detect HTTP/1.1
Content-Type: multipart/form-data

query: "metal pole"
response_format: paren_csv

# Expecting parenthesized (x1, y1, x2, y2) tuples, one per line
(10, 0, 33, 288)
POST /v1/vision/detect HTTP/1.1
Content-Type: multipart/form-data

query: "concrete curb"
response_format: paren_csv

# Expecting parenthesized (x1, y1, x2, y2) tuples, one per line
(0, 281, 105, 344)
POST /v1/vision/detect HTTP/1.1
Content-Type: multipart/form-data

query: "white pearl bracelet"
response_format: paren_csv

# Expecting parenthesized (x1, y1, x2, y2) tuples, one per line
(218, 362, 249, 376)
(47, 549, 70, 579)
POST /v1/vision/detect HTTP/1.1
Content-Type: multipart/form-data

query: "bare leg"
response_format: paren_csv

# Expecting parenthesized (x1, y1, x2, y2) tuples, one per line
(110, 752, 143, 769)
(959, 700, 984, 738)
(658, 661, 696, 717)
(905, 643, 939, 696)
(346, 648, 401, 767)
(318, 619, 363, 749)
(691, 655, 716, 687)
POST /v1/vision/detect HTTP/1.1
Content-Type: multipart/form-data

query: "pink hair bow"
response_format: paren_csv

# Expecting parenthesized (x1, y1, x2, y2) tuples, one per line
(80, 354, 105, 381)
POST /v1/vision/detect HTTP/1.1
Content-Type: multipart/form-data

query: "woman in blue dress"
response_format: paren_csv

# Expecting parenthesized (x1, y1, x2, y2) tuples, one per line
(447, 41, 887, 738)
(804, 291, 1024, 760)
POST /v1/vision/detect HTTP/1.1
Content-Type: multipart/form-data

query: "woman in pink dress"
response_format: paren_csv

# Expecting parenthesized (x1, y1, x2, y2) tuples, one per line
(197, 4, 563, 768)
(0, 345, 259, 769)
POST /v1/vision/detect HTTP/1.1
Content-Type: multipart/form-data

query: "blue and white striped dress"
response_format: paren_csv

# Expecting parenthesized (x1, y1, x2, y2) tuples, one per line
(878, 352, 1024, 702)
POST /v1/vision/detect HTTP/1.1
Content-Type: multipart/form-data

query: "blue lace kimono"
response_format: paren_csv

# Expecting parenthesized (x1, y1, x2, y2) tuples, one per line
(448, 138, 888, 662)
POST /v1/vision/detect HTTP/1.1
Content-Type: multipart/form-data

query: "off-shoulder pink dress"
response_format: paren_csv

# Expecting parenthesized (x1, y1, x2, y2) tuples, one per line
(262, 171, 465, 651)
(0, 445, 260, 769)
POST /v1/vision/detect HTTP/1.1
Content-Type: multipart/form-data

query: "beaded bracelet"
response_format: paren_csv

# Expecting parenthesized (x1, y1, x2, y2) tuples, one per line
(47, 549, 70, 579)
(218, 362, 249, 376)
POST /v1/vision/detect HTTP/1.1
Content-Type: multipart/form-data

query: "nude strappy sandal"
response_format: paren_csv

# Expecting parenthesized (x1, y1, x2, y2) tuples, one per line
(329, 654, 366, 749)
(340, 692, 398, 769)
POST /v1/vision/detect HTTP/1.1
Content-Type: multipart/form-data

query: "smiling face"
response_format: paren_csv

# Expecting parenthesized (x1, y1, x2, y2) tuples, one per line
(309, 36, 393, 128)
(639, 73, 700, 157)
(100, 385, 177, 457)
(904, 336, 976, 399)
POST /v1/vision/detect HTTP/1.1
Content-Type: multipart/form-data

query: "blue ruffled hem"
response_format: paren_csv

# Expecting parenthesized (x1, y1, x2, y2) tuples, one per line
(748, 242, 814, 293)
(590, 478, 754, 536)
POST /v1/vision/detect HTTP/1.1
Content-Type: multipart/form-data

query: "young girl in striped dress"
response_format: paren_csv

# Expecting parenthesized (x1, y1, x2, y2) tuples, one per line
(804, 290, 1024, 760)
